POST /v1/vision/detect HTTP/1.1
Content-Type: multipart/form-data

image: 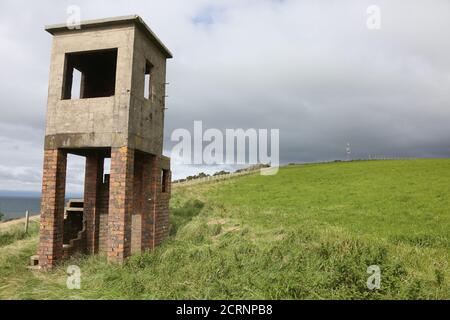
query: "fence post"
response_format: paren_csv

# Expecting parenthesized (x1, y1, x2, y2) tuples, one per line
(24, 210, 30, 234)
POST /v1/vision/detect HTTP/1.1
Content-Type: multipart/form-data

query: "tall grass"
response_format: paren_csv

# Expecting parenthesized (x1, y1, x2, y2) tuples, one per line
(0, 221, 39, 247)
(0, 159, 449, 299)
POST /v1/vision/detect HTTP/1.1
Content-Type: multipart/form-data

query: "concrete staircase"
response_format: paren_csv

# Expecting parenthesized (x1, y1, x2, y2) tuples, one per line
(29, 199, 86, 269)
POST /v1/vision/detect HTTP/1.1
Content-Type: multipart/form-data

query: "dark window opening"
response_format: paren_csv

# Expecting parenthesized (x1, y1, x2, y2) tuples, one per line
(62, 49, 118, 100)
(161, 169, 169, 193)
(144, 60, 153, 100)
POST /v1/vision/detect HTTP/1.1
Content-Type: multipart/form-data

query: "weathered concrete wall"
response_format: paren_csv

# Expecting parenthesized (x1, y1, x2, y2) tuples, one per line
(45, 25, 135, 150)
(128, 26, 167, 155)
(44, 23, 168, 155)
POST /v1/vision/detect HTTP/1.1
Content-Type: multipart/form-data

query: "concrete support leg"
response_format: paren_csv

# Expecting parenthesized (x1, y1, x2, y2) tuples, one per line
(84, 152, 104, 254)
(107, 147, 134, 264)
(38, 149, 67, 269)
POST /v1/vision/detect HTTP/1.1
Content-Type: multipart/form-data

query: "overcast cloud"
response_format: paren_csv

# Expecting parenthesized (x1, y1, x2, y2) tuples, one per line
(0, 0, 450, 194)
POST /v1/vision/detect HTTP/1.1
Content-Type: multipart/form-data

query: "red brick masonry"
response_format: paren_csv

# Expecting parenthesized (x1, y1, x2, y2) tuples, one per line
(38, 149, 67, 269)
(38, 147, 171, 268)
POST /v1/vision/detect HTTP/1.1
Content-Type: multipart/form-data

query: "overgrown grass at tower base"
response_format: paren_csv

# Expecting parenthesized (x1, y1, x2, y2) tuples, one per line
(0, 159, 449, 299)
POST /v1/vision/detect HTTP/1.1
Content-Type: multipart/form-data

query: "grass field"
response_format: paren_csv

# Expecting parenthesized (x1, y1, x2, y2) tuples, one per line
(0, 159, 449, 299)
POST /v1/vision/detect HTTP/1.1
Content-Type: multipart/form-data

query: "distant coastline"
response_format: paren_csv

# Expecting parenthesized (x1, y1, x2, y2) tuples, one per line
(0, 196, 41, 221)
(0, 193, 82, 221)
(0, 191, 41, 198)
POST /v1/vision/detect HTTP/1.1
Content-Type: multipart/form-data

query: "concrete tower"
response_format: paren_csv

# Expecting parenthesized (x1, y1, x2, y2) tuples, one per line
(37, 16, 172, 269)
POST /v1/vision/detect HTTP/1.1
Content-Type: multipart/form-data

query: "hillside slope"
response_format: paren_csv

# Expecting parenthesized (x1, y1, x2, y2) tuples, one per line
(0, 159, 449, 299)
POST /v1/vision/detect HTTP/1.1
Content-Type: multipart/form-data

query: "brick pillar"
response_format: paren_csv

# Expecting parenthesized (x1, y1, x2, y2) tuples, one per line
(84, 153, 104, 254)
(150, 156, 161, 249)
(107, 147, 134, 264)
(152, 156, 171, 247)
(38, 149, 67, 269)
(131, 155, 143, 254)
(97, 174, 110, 254)
(141, 154, 154, 251)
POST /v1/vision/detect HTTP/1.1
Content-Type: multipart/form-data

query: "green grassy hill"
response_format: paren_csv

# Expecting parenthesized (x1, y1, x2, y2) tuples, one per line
(0, 159, 449, 299)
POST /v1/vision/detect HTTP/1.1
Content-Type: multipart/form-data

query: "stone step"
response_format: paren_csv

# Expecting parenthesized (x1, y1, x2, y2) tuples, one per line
(65, 207, 84, 212)
(67, 199, 84, 209)
(29, 255, 39, 268)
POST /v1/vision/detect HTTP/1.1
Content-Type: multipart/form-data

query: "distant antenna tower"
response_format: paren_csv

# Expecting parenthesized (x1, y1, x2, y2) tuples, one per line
(346, 142, 351, 161)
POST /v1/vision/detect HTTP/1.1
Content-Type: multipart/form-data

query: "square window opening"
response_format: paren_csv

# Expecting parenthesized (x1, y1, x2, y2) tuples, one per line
(62, 48, 118, 100)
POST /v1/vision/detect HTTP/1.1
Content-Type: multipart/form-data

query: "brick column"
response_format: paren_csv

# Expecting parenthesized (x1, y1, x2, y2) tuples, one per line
(131, 156, 143, 254)
(141, 154, 154, 251)
(38, 149, 67, 269)
(153, 157, 171, 246)
(150, 156, 161, 249)
(107, 147, 134, 264)
(84, 153, 104, 254)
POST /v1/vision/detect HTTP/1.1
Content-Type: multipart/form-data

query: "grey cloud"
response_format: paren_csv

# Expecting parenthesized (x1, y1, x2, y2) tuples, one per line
(0, 0, 449, 187)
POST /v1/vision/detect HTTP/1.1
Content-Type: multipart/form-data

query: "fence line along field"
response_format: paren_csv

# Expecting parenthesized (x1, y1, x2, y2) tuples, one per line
(0, 159, 449, 299)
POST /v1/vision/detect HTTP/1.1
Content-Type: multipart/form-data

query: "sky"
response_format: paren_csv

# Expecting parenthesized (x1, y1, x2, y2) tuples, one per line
(0, 0, 450, 195)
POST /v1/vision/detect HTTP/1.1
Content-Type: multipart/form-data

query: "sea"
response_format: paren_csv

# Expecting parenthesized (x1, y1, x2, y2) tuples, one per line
(0, 197, 41, 221)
